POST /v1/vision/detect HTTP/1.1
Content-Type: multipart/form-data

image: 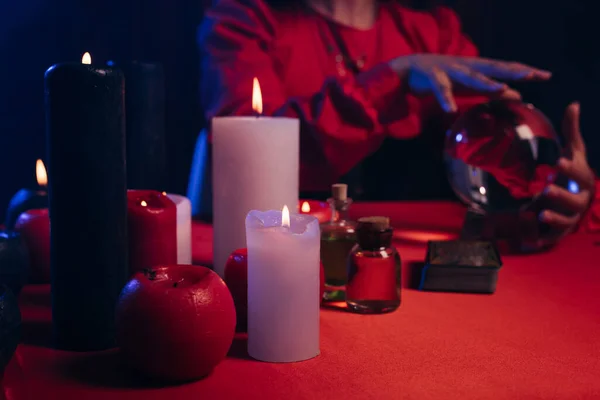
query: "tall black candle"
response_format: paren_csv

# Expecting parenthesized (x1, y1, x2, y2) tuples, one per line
(45, 54, 128, 351)
(119, 62, 167, 191)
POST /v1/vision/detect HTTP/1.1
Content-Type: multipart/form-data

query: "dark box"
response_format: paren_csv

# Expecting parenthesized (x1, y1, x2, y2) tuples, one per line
(420, 240, 503, 294)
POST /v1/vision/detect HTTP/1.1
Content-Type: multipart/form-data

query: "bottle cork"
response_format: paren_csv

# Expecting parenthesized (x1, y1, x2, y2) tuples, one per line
(357, 216, 390, 231)
(331, 184, 347, 201)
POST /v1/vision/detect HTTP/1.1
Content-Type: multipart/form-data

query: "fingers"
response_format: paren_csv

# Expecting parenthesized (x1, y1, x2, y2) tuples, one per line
(446, 64, 507, 92)
(492, 88, 522, 101)
(428, 67, 457, 113)
(539, 209, 580, 231)
(465, 58, 552, 81)
(544, 184, 590, 214)
(562, 102, 586, 155)
(557, 158, 595, 191)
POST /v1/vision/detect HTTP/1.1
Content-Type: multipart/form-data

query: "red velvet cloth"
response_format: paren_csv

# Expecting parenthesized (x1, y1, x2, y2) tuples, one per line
(201, 0, 488, 192)
(2, 202, 600, 399)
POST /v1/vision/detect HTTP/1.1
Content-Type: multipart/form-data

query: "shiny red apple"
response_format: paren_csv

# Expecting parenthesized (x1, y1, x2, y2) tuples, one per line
(14, 209, 50, 283)
(116, 265, 236, 381)
(225, 249, 325, 331)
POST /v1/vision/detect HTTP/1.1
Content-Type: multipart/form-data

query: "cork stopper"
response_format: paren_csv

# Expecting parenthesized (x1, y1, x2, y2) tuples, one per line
(357, 216, 390, 231)
(331, 183, 347, 201)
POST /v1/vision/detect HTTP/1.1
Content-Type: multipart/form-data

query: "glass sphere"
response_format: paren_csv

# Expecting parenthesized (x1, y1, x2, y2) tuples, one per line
(445, 100, 562, 213)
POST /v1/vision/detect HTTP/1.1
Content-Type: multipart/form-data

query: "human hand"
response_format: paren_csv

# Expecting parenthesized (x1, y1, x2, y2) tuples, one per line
(540, 102, 595, 237)
(388, 54, 551, 112)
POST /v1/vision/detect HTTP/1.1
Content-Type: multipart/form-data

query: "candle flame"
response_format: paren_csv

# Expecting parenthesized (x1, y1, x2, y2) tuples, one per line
(162, 191, 167, 196)
(252, 77, 263, 115)
(140, 200, 148, 207)
(82, 52, 92, 64)
(36, 159, 47, 187)
(301, 201, 310, 213)
(282, 205, 290, 228)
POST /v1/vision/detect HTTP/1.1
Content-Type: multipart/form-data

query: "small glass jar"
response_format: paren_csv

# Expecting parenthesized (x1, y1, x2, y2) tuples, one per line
(320, 184, 357, 301)
(346, 217, 401, 314)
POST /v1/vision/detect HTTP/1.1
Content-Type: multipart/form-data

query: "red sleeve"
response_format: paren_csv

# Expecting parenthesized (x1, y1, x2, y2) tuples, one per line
(199, 0, 404, 178)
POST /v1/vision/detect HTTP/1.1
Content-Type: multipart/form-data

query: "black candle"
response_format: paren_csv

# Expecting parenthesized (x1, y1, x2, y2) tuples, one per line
(4, 159, 48, 231)
(0, 231, 29, 297)
(118, 61, 167, 191)
(45, 54, 128, 351)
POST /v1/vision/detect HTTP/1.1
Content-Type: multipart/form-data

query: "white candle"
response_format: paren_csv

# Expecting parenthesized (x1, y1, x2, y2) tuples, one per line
(245, 206, 320, 363)
(212, 78, 299, 276)
(166, 194, 192, 264)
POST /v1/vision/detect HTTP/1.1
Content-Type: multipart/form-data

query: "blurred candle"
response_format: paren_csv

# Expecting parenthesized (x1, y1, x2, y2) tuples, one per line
(45, 51, 128, 351)
(212, 78, 299, 276)
(0, 231, 29, 296)
(115, 61, 167, 191)
(166, 193, 192, 264)
(299, 200, 331, 224)
(127, 191, 177, 274)
(14, 209, 50, 283)
(245, 206, 320, 362)
(5, 160, 48, 230)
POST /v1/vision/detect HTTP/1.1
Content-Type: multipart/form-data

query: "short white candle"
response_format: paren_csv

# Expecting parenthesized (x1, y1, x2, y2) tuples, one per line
(212, 78, 299, 276)
(245, 206, 320, 363)
(166, 194, 192, 264)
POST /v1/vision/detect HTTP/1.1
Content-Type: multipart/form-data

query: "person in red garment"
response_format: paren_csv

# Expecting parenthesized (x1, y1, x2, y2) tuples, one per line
(199, 0, 598, 236)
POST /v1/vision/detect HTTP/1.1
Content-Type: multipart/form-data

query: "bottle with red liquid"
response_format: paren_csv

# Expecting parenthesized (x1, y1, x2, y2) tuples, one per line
(346, 217, 401, 314)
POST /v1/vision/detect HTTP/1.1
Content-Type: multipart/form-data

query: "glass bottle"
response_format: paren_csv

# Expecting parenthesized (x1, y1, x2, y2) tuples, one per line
(346, 217, 401, 314)
(320, 184, 357, 301)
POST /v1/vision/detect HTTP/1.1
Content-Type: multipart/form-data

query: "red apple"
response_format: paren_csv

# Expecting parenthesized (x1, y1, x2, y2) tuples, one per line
(14, 209, 50, 283)
(225, 249, 325, 332)
(116, 265, 236, 381)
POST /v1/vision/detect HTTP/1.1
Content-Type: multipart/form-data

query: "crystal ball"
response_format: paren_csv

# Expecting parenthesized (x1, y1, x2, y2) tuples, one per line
(445, 100, 562, 213)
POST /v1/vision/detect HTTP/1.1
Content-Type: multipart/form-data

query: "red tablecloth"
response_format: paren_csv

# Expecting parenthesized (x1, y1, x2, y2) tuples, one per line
(2, 202, 600, 400)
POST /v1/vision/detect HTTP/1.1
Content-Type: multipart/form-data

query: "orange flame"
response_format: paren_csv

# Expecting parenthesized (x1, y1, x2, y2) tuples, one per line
(282, 205, 290, 228)
(82, 52, 92, 64)
(252, 77, 263, 115)
(36, 159, 47, 187)
(301, 201, 310, 213)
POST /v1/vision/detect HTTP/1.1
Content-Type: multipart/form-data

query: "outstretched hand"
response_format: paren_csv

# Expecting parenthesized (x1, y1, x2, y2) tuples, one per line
(389, 54, 551, 112)
(541, 103, 595, 235)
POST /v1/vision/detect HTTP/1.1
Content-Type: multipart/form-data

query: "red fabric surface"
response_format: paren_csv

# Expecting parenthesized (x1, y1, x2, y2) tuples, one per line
(201, 0, 488, 192)
(2, 202, 600, 399)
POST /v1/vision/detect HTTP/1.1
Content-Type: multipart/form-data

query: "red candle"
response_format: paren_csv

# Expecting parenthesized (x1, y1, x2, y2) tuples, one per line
(299, 200, 331, 224)
(14, 208, 50, 283)
(127, 190, 177, 275)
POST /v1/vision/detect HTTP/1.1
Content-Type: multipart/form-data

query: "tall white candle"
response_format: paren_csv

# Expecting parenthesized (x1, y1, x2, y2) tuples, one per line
(166, 194, 192, 264)
(245, 206, 320, 363)
(212, 78, 299, 276)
